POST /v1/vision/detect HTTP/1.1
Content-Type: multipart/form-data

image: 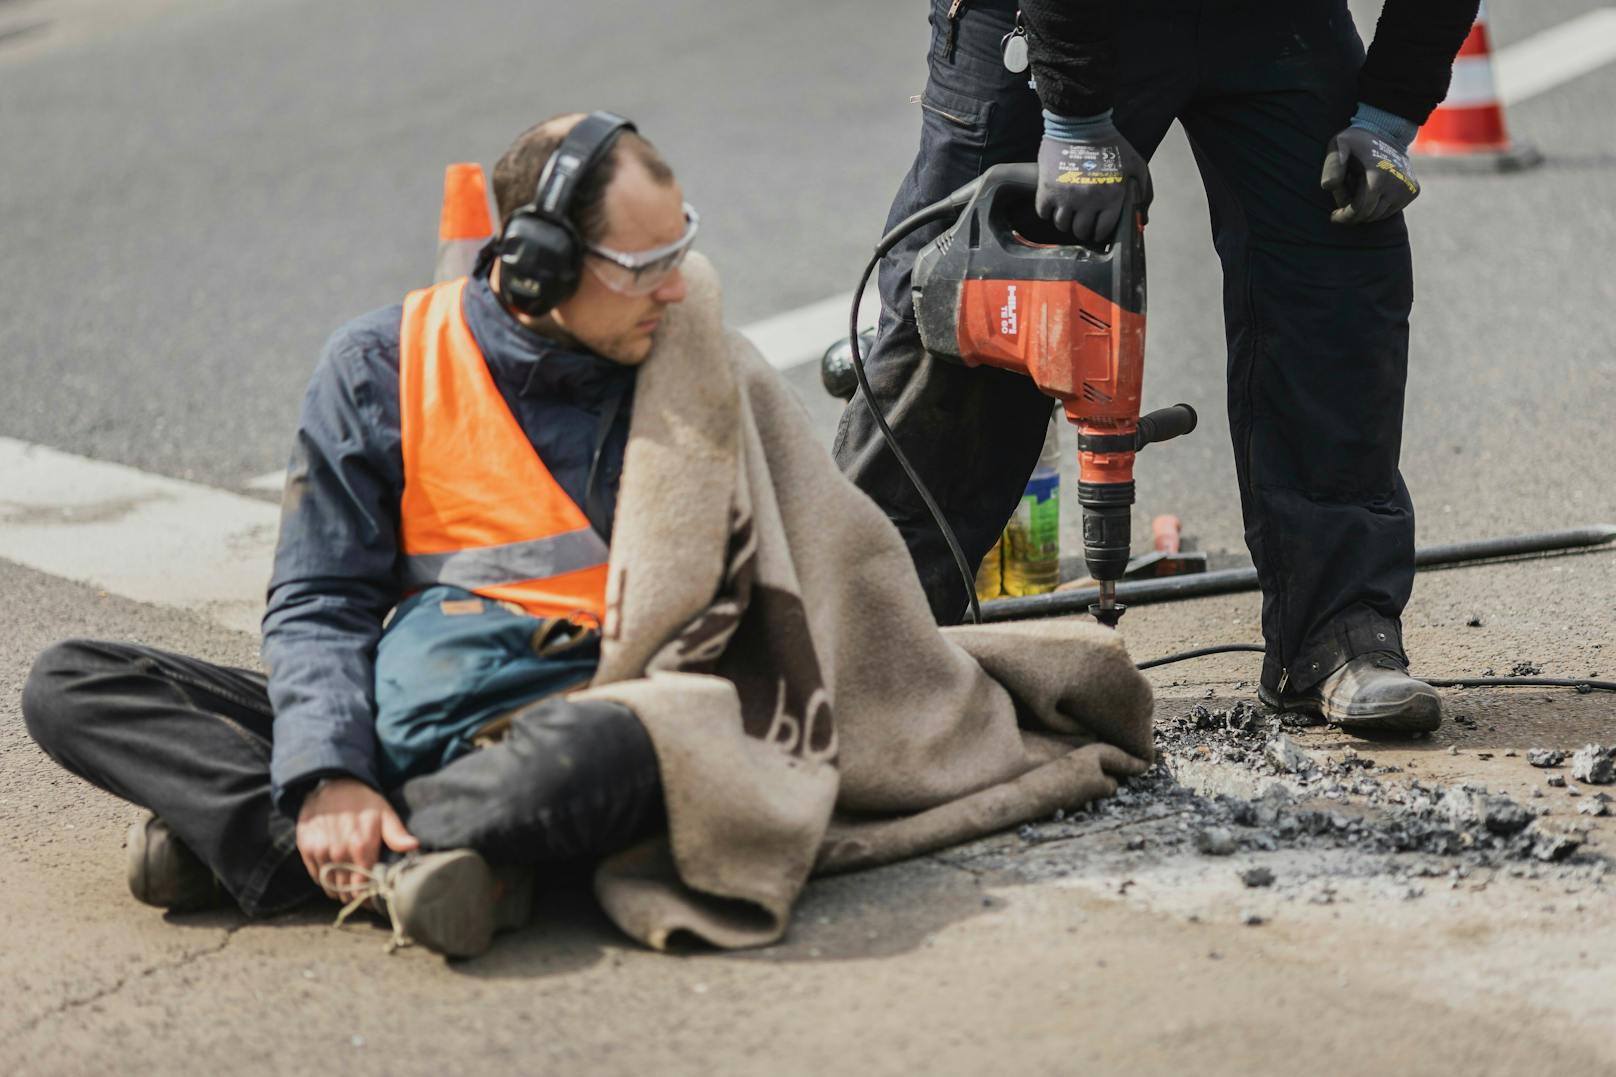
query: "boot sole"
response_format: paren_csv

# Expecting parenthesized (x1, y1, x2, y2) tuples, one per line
(1260, 683, 1442, 735)
(126, 814, 223, 911)
(1321, 685, 1443, 734)
(394, 851, 497, 959)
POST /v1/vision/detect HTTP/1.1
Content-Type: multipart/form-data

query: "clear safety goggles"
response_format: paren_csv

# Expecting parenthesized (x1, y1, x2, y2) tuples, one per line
(584, 203, 700, 296)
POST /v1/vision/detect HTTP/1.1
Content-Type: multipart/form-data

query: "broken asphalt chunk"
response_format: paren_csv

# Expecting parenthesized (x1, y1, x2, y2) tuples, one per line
(1570, 744, 1614, 785)
(1264, 734, 1307, 774)
(1195, 827, 1236, 856)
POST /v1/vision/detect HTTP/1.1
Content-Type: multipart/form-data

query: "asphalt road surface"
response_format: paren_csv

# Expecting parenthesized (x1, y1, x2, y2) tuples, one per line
(2, 1, 1614, 1073)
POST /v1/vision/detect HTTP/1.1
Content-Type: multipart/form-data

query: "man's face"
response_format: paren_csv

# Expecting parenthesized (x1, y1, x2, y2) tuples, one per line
(548, 159, 689, 366)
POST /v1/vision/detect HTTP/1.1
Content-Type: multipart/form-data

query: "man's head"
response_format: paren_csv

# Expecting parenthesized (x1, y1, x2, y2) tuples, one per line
(491, 113, 690, 366)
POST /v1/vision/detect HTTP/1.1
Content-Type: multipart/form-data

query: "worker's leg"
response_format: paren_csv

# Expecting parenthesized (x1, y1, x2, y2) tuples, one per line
(21, 639, 316, 914)
(832, 0, 1187, 621)
(832, 0, 1048, 622)
(1179, 2, 1416, 696)
(393, 696, 664, 865)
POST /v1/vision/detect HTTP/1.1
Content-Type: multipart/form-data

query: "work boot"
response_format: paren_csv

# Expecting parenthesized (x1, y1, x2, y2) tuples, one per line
(1262, 652, 1442, 735)
(126, 813, 226, 912)
(328, 849, 533, 959)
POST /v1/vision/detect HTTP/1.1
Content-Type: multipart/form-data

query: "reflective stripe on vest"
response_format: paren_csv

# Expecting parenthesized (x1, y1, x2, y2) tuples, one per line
(397, 278, 610, 621)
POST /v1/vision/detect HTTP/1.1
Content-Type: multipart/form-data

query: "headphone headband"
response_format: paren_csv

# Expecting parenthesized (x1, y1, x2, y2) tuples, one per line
(496, 110, 638, 317)
(531, 111, 636, 226)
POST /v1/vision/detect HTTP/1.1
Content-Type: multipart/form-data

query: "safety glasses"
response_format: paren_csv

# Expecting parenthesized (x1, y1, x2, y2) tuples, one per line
(584, 203, 700, 296)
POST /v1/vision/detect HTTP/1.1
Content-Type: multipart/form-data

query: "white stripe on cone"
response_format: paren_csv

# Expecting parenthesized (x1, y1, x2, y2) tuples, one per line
(1444, 55, 1503, 109)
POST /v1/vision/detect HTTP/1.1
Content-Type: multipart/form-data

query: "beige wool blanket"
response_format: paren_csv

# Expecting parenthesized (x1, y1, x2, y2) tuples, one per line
(575, 253, 1154, 950)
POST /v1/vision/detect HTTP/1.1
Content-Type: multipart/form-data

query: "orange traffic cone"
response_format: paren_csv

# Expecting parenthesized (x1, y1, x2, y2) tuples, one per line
(1412, 2, 1541, 171)
(435, 163, 495, 283)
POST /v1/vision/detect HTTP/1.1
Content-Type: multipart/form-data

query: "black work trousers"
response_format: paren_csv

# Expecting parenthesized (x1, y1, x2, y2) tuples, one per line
(21, 639, 664, 916)
(833, 0, 1416, 693)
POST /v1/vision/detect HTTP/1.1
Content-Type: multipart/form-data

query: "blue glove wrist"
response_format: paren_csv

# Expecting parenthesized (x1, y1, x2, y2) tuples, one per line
(1349, 103, 1417, 153)
(1043, 108, 1115, 141)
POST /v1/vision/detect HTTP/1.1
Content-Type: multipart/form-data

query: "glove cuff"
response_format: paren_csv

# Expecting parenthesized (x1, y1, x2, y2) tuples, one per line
(1349, 102, 1417, 153)
(1043, 108, 1114, 142)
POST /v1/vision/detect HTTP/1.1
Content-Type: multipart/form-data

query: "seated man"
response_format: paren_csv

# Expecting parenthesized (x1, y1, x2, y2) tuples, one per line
(23, 112, 1155, 960)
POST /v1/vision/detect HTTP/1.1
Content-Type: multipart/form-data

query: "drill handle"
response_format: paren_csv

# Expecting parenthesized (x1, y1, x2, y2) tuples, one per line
(1135, 404, 1198, 450)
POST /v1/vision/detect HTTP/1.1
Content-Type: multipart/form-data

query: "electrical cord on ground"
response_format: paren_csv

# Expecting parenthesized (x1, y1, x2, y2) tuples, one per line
(1134, 643, 1265, 670)
(849, 248, 983, 625)
(1135, 642, 1616, 692)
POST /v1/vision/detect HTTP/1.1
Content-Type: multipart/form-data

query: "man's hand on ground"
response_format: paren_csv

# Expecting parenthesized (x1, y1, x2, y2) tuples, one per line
(1321, 123, 1421, 225)
(1035, 109, 1151, 246)
(296, 776, 418, 900)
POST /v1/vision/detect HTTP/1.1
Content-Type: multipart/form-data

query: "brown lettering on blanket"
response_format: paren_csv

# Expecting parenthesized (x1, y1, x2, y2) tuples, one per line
(646, 508, 836, 762)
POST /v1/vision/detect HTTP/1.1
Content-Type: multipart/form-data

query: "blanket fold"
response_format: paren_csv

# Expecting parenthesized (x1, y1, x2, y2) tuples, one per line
(578, 253, 1154, 950)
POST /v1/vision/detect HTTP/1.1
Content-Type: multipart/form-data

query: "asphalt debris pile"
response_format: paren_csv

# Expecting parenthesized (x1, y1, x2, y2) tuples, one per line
(1006, 700, 1602, 879)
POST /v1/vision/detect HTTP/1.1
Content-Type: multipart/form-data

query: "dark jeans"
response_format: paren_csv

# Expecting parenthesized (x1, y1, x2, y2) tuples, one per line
(833, 0, 1416, 693)
(21, 639, 664, 916)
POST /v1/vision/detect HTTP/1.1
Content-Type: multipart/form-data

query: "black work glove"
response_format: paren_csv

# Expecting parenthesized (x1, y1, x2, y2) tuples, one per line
(1320, 121, 1421, 226)
(1035, 110, 1152, 246)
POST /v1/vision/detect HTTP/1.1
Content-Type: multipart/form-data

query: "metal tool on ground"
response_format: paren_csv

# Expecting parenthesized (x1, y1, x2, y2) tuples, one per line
(984, 524, 1616, 622)
(845, 162, 1197, 626)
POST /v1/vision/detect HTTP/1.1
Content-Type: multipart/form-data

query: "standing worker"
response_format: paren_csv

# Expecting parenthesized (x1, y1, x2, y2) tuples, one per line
(834, 0, 1481, 733)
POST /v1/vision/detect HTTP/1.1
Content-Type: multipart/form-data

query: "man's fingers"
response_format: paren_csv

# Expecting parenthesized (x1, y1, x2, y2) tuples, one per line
(1320, 144, 1347, 196)
(1069, 208, 1101, 246)
(1093, 743, 1150, 778)
(380, 808, 419, 854)
(300, 846, 328, 894)
(1357, 173, 1391, 224)
(1094, 205, 1122, 246)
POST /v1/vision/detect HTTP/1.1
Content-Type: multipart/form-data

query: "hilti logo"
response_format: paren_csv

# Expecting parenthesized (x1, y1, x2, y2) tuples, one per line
(999, 285, 1019, 336)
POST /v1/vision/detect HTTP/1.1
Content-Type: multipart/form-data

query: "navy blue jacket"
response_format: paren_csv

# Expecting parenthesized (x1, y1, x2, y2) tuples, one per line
(262, 257, 634, 815)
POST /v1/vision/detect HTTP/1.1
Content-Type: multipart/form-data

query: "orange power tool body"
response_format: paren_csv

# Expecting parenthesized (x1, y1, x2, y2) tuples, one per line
(909, 163, 1196, 625)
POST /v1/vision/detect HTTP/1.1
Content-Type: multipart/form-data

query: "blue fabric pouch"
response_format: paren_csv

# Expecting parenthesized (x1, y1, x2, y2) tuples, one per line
(373, 585, 600, 788)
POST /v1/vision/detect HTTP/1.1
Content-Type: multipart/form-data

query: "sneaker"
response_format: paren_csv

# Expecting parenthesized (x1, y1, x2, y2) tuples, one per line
(1261, 652, 1442, 734)
(126, 813, 225, 911)
(325, 850, 532, 958)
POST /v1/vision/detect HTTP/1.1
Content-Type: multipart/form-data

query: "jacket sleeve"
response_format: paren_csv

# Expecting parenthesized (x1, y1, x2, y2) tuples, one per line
(262, 312, 405, 816)
(1019, 0, 1117, 118)
(1358, 0, 1481, 125)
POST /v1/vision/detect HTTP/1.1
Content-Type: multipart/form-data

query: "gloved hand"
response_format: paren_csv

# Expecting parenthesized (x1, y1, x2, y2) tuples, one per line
(1035, 109, 1152, 245)
(1321, 104, 1421, 225)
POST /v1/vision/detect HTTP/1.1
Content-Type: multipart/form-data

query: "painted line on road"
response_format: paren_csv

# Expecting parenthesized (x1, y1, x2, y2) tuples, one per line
(235, 291, 882, 498)
(243, 468, 288, 493)
(739, 284, 876, 372)
(1495, 8, 1616, 106)
(0, 437, 277, 635)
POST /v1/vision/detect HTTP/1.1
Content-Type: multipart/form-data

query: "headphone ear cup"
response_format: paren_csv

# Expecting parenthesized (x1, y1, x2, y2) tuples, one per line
(497, 212, 583, 316)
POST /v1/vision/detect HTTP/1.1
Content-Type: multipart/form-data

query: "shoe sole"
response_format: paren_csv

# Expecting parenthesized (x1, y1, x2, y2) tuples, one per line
(127, 814, 222, 911)
(1321, 684, 1443, 734)
(1260, 683, 1442, 735)
(395, 851, 497, 958)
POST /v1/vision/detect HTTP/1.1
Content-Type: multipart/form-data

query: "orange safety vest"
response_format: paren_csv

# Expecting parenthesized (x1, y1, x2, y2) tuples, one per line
(396, 277, 609, 623)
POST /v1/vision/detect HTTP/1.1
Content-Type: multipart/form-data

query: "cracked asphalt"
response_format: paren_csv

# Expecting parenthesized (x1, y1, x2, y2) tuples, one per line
(2, 0, 1614, 1073)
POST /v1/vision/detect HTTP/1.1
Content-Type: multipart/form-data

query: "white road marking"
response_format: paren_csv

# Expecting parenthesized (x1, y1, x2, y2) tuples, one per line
(739, 284, 877, 371)
(243, 469, 287, 493)
(237, 292, 884, 497)
(1495, 8, 1616, 106)
(0, 437, 277, 635)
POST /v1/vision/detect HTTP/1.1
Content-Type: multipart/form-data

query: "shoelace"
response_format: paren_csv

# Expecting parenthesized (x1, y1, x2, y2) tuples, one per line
(318, 861, 408, 953)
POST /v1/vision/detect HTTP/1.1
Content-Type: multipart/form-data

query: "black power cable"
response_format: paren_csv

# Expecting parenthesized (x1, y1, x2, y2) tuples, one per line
(1134, 642, 1616, 692)
(849, 246, 983, 625)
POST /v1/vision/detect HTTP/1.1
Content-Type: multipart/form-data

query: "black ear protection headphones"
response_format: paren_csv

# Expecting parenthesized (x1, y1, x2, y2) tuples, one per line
(496, 110, 636, 317)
